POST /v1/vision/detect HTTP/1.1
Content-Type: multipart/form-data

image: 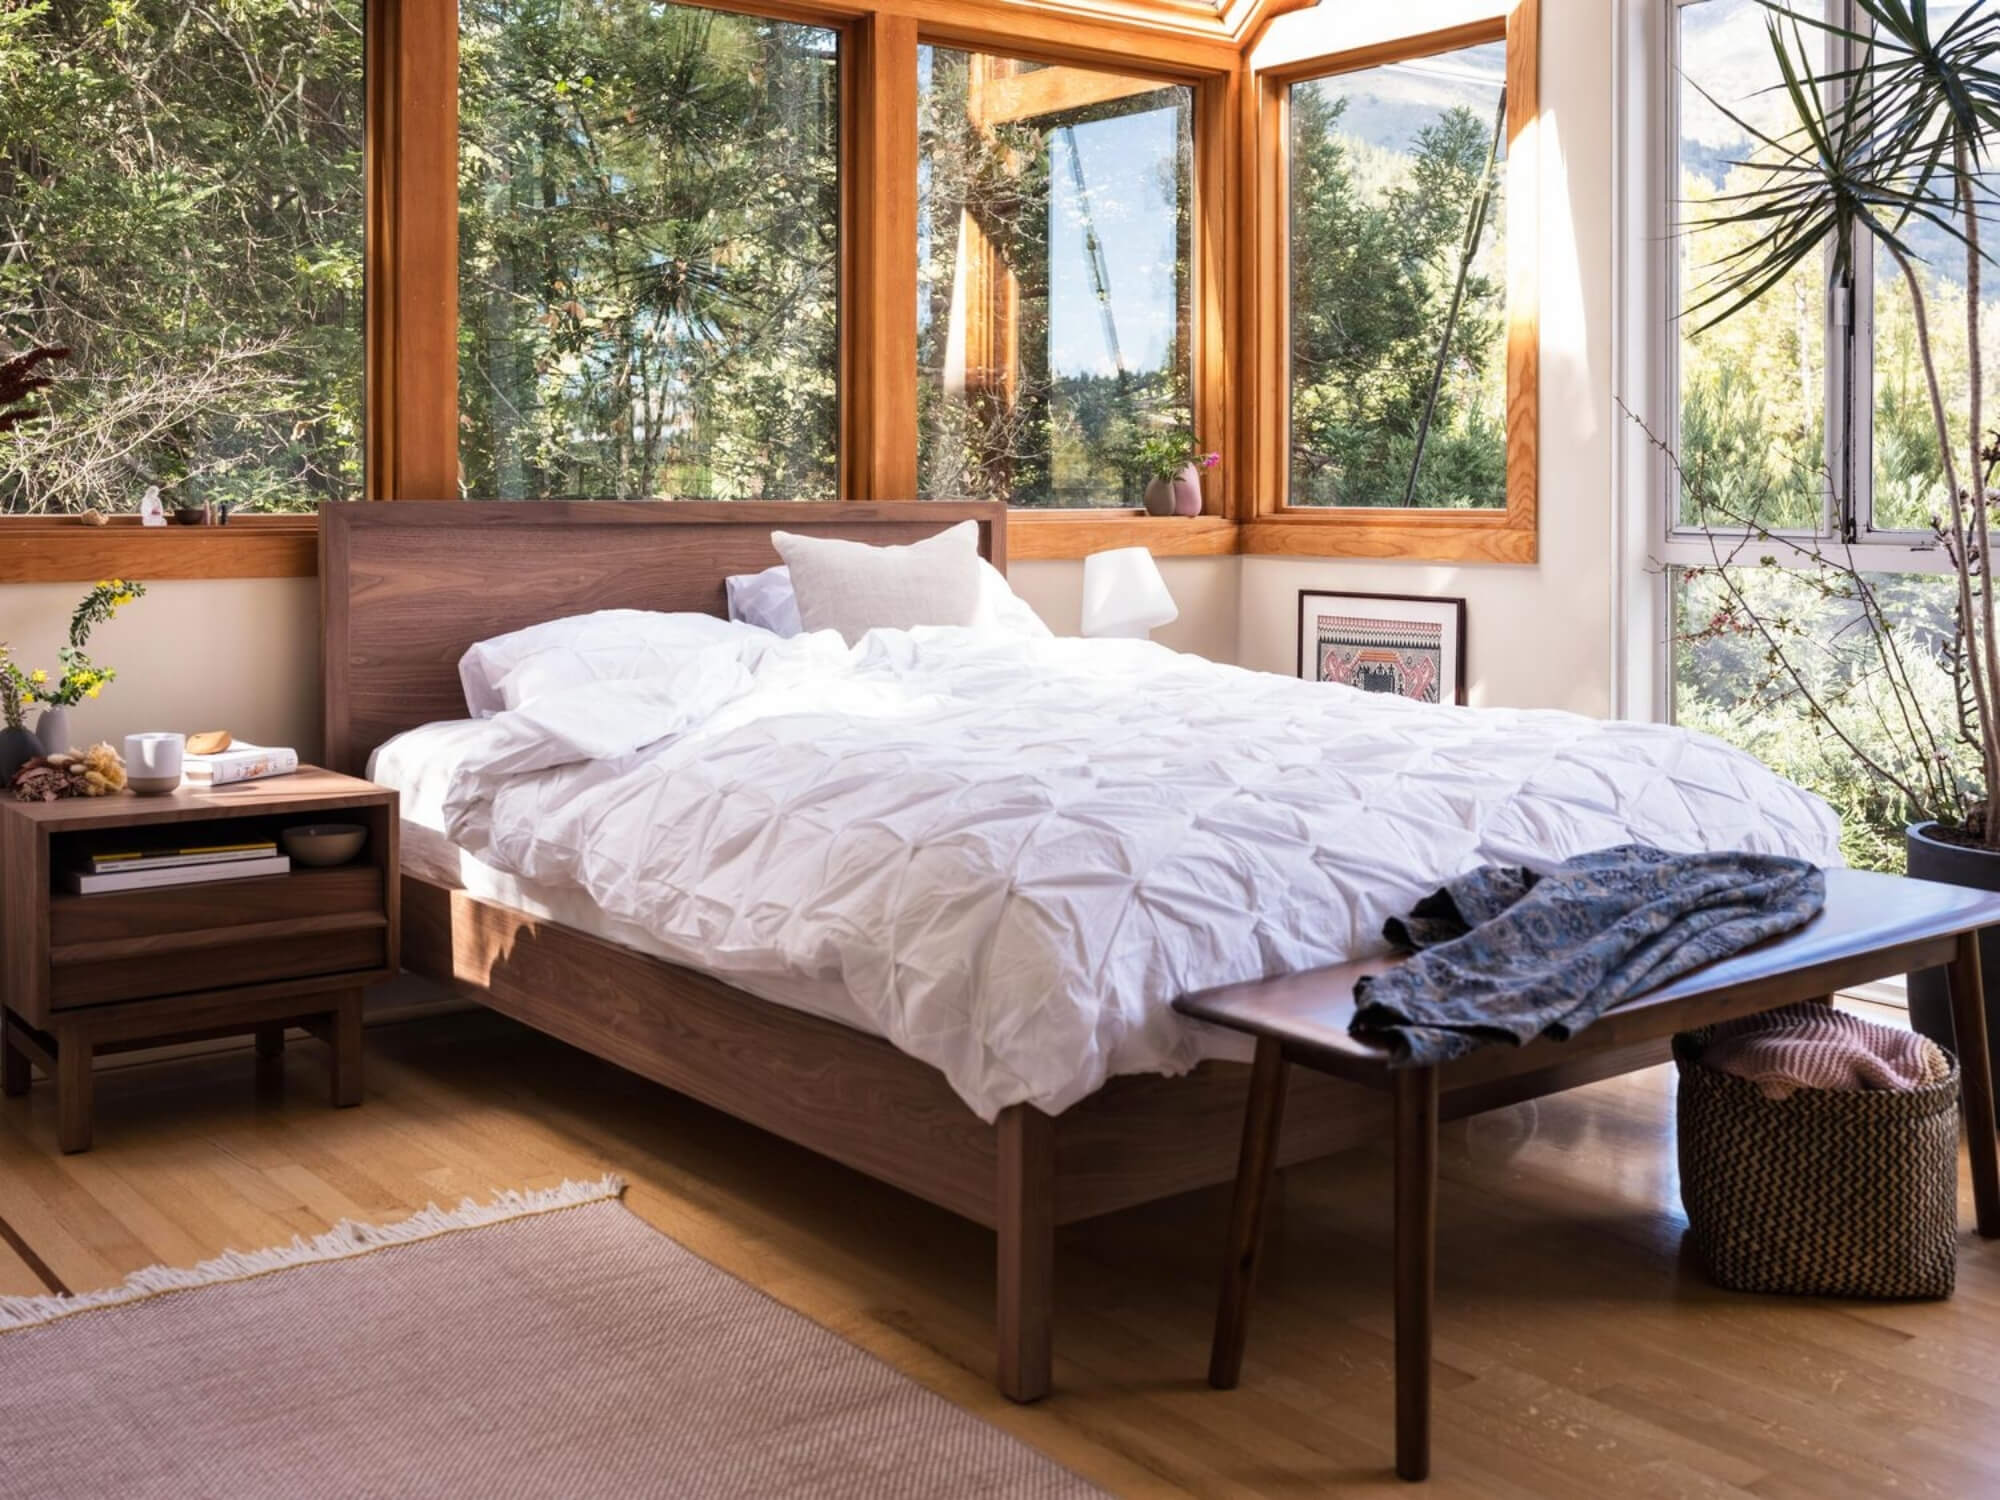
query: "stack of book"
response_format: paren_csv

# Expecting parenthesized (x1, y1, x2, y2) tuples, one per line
(69, 839, 291, 895)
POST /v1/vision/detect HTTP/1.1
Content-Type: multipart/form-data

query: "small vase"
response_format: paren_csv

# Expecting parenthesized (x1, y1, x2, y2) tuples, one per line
(1171, 463, 1203, 517)
(1142, 478, 1177, 517)
(0, 726, 43, 783)
(34, 706, 72, 755)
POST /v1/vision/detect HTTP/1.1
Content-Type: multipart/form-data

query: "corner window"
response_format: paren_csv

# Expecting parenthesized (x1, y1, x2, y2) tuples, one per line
(917, 48, 1194, 508)
(458, 2, 840, 500)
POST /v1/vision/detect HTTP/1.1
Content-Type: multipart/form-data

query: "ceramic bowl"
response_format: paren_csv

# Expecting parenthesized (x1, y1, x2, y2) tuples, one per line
(282, 822, 367, 868)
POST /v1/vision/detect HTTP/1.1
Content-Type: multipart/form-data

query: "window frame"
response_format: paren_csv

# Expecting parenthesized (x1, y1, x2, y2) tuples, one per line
(1241, 1, 1541, 564)
(1657, 0, 1952, 576)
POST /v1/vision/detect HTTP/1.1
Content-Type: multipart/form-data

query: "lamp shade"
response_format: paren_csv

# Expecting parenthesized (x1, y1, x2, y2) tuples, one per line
(1080, 546, 1179, 639)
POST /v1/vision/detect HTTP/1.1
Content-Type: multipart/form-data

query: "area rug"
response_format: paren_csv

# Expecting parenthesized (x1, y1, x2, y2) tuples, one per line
(0, 1178, 1104, 1499)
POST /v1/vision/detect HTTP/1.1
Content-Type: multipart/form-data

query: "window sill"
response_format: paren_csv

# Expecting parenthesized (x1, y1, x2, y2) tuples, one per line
(0, 517, 318, 583)
(1007, 511, 1238, 560)
(1241, 510, 1537, 565)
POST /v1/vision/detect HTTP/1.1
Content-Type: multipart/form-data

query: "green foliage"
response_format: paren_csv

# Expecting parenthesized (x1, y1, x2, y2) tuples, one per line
(1675, 566, 1972, 871)
(457, 0, 840, 500)
(1287, 74, 1508, 510)
(0, 0, 363, 513)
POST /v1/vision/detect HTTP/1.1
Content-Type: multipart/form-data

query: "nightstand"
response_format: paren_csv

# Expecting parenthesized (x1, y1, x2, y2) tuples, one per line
(0, 768, 399, 1152)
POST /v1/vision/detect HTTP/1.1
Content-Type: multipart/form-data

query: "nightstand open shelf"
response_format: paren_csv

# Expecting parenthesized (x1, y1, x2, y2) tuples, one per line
(0, 768, 400, 1152)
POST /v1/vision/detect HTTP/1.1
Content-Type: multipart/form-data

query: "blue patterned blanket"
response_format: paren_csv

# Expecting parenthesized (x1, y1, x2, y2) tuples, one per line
(1349, 845, 1827, 1068)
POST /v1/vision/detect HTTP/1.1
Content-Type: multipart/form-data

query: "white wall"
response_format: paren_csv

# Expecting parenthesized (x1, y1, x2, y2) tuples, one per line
(1241, 0, 1616, 715)
(0, 578, 320, 753)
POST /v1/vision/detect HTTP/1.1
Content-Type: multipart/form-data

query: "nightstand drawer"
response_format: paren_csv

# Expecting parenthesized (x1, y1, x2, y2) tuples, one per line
(49, 867, 382, 950)
(49, 926, 388, 1009)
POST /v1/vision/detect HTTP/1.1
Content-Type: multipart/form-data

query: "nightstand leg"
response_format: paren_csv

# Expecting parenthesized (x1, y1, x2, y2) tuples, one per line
(256, 1024, 286, 1060)
(1, 1014, 29, 1098)
(57, 1025, 93, 1155)
(328, 993, 363, 1108)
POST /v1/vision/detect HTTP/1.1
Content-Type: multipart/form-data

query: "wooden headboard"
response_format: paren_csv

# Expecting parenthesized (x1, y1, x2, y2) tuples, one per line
(320, 500, 1008, 775)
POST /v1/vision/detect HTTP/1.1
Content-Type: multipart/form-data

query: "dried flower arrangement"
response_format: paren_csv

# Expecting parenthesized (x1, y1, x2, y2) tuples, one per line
(12, 743, 127, 802)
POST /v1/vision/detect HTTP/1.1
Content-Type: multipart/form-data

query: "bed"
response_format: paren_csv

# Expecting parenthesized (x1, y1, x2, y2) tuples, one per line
(321, 500, 1840, 1401)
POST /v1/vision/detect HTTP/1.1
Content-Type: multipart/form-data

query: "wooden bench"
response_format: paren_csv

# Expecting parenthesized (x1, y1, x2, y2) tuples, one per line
(1174, 867, 2000, 1483)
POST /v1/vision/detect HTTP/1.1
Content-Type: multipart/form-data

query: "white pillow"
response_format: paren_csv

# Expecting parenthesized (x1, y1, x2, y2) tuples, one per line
(726, 565, 804, 637)
(459, 609, 765, 717)
(728, 556, 1050, 642)
(771, 521, 984, 645)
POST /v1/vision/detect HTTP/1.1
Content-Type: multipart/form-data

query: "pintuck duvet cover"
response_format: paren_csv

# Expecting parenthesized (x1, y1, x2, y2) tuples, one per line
(438, 627, 1843, 1121)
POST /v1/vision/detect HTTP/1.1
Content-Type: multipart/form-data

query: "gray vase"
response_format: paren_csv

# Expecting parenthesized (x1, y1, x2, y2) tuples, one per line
(1141, 478, 1177, 516)
(0, 725, 43, 783)
(34, 706, 72, 755)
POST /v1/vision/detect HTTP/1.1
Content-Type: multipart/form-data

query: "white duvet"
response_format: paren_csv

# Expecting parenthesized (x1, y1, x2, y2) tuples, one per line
(439, 627, 1842, 1121)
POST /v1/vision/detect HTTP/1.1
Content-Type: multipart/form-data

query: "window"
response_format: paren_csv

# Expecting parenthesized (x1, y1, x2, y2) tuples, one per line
(0, 1, 364, 515)
(917, 48, 1194, 508)
(458, 1, 840, 501)
(1287, 41, 1510, 510)
(1665, 0, 1997, 871)
(1671, 0, 1993, 542)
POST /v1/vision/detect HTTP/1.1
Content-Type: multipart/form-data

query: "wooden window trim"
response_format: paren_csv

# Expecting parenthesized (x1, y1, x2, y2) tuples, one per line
(1010, 512, 1237, 558)
(1243, 0, 1540, 564)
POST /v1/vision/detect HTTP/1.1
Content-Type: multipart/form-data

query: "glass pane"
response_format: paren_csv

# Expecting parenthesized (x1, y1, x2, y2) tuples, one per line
(1675, 0, 1826, 532)
(0, 2, 364, 514)
(1288, 41, 1508, 509)
(460, 3, 839, 500)
(1872, 181, 2000, 532)
(1671, 564, 1970, 872)
(918, 48, 1194, 508)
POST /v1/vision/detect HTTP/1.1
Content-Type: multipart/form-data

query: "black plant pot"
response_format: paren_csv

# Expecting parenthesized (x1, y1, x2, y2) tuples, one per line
(0, 724, 43, 785)
(1906, 822, 2000, 1090)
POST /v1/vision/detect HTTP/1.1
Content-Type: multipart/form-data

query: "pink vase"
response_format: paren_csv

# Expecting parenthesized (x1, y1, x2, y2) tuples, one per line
(1171, 463, 1203, 517)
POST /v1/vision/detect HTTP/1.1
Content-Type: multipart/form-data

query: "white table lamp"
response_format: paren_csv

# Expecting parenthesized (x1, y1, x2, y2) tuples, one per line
(1081, 546, 1179, 639)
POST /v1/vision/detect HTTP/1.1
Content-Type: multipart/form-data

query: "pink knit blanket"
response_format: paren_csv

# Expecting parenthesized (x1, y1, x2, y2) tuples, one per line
(1702, 1004, 1950, 1100)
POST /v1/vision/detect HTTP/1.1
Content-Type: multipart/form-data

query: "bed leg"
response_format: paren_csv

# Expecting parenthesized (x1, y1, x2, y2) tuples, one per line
(996, 1104, 1054, 1403)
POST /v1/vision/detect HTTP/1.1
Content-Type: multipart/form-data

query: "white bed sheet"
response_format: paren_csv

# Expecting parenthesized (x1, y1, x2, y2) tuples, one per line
(371, 720, 1257, 1060)
(370, 722, 908, 1037)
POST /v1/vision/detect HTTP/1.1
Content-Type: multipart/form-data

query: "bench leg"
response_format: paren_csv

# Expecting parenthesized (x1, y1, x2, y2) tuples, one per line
(1209, 1035, 1290, 1389)
(1394, 1066, 1439, 1483)
(996, 1104, 1053, 1403)
(1948, 931, 2000, 1238)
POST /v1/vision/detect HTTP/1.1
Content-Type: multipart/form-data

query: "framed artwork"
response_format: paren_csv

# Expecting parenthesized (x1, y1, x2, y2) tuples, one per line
(1296, 590, 1467, 706)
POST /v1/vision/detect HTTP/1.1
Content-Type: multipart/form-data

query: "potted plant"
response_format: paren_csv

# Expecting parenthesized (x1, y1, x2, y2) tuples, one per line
(1129, 426, 1220, 517)
(1660, 1, 2000, 1073)
(6, 579, 148, 752)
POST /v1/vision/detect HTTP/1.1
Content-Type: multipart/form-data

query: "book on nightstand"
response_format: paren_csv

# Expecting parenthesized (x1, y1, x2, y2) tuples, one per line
(184, 743, 299, 785)
(67, 853, 291, 895)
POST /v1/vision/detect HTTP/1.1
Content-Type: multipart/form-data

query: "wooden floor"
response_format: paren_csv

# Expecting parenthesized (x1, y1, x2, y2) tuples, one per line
(4, 1001, 1999, 1498)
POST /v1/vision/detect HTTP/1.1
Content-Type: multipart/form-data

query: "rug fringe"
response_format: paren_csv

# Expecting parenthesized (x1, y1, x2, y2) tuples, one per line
(0, 1175, 626, 1333)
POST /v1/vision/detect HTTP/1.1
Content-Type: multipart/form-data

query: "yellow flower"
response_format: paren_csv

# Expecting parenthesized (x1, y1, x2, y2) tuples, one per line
(113, 594, 135, 607)
(29, 670, 45, 684)
(86, 685, 101, 699)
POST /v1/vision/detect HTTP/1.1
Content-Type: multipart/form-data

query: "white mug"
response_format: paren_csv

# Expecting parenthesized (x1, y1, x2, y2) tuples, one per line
(125, 732, 185, 796)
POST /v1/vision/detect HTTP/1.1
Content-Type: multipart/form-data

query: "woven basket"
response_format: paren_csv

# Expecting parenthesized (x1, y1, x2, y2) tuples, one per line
(1674, 1029, 1959, 1299)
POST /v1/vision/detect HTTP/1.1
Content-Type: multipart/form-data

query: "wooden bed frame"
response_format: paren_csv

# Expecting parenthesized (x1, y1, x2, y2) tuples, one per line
(320, 501, 1666, 1401)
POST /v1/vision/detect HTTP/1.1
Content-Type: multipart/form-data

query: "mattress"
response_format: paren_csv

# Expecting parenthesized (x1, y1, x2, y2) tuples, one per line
(369, 721, 906, 1038)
